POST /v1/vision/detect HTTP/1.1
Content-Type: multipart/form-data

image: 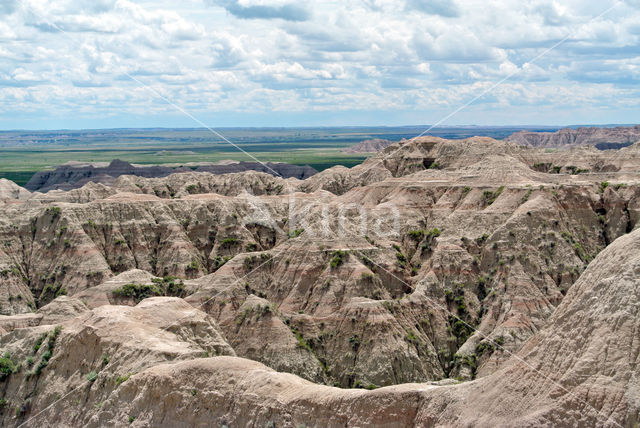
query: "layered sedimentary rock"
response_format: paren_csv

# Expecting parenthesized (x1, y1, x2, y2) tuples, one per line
(506, 124, 640, 149)
(25, 159, 317, 192)
(0, 136, 639, 426)
(343, 138, 395, 153)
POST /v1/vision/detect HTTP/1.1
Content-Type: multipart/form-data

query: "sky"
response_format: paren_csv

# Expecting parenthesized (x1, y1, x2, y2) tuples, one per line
(0, 0, 639, 129)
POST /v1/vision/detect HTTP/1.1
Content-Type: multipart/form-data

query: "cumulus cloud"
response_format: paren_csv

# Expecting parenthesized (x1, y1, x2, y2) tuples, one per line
(413, 28, 505, 62)
(530, 1, 570, 26)
(0, 0, 639, 128)
(0, 0, 17, 15)
(405, 0, 460, 17)
(212, 0, 310, 21)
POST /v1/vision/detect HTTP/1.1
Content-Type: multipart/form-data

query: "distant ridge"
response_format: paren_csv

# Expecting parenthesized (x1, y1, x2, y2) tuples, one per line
(343, 138, 395, 153)
(25, 159, 317, 193)
(505, 125, 640, 149)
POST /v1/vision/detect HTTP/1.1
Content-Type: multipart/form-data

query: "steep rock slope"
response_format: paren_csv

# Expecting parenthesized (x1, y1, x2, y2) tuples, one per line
(0, 297, 234, 427)
(1, 136, 640, 417)
(0, 179, 30, 200)
(18, 226, 640, 428)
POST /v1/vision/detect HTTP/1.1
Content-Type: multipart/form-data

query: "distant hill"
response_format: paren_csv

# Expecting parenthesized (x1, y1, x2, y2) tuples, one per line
(343, 138, 395, 153)
(25, 159, 317, 192)
(505, 125, 640, 149)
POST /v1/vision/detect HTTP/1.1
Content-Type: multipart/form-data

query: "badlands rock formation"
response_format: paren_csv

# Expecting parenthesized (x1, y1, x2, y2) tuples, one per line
(506, 124, 640, 149)
(343, 138, 395, 153)
(0, 179, 30, 200)
(345, 125, 640, 154)
(1, 136, 639, 426)
(25, 159, 317, 192)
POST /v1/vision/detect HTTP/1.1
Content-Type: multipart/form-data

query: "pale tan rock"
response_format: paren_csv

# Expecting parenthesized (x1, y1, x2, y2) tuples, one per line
(37, 296, 89, 325)
(74, 269, 157, 309)
(0, 297, 234, 427)
(26, 227, 640, 427)
(0, 179, 30, 200)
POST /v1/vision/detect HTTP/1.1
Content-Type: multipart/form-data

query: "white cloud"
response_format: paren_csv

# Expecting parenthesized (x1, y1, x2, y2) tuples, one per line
(405, 0, 460, 17)
(0, 0, 638, 127)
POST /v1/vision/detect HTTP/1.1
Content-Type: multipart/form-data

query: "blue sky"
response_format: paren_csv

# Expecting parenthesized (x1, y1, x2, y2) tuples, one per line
(0, 0, 639, 129)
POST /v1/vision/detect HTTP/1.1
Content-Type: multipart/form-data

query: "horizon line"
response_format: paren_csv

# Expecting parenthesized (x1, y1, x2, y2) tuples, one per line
(0, 123, 638, 133)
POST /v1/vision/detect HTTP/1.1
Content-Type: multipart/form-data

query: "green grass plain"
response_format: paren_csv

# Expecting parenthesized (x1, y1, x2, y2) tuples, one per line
(0, 126, 551, 185)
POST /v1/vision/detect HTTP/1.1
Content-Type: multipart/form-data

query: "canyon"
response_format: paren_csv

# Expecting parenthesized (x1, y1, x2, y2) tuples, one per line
(0, 136, 639, 426)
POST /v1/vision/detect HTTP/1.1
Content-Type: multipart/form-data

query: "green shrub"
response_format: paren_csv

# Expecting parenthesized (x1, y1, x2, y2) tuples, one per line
(186, 260, 200, 272)
(475, 341, 495, 357)
(211, 255, 231, 271)
(407, 229, 425, 242)
(114, 278, 185, 302)
(113, 283, 164, 302)
(291, 327, 312, 352)
(348, 335, 360, 351)
(533, 162, 551, 171)
(288, 228, 304, 238)
(453, 353, 478, 378)
(0, 353, 18, 380)
(566, 165, 588, 175)
(381, 300, 397, 314)
(165, 279, 185, 296)
(45, 206, 61, 220)
(483, 186, 504, 205)
(477, 276, 488, 301)
(598, 181, 610, 193)
(420, 228, 441, 252)
(404, 329, 420, 345)
(475, 233, 489, 245)
(426, 228, 441, 238)
(49, 326, 62, 346)
(33, 333, 47, 353)
(449, 317, 473, 344)
(86, 371, 98, 382)
(220, 237, 239, 247)
(34, 329, 59, 377)
(115, 373, 132, 386)
(329, 250, 346, 268)
(614, 183, 627, 191)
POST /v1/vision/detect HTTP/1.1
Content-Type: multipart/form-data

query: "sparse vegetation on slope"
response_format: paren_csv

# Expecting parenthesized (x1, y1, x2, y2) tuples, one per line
(113, 276, 185, 302)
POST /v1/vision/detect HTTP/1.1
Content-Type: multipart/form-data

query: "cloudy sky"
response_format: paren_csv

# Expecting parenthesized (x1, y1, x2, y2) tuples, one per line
(0, 0, 639, 129)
